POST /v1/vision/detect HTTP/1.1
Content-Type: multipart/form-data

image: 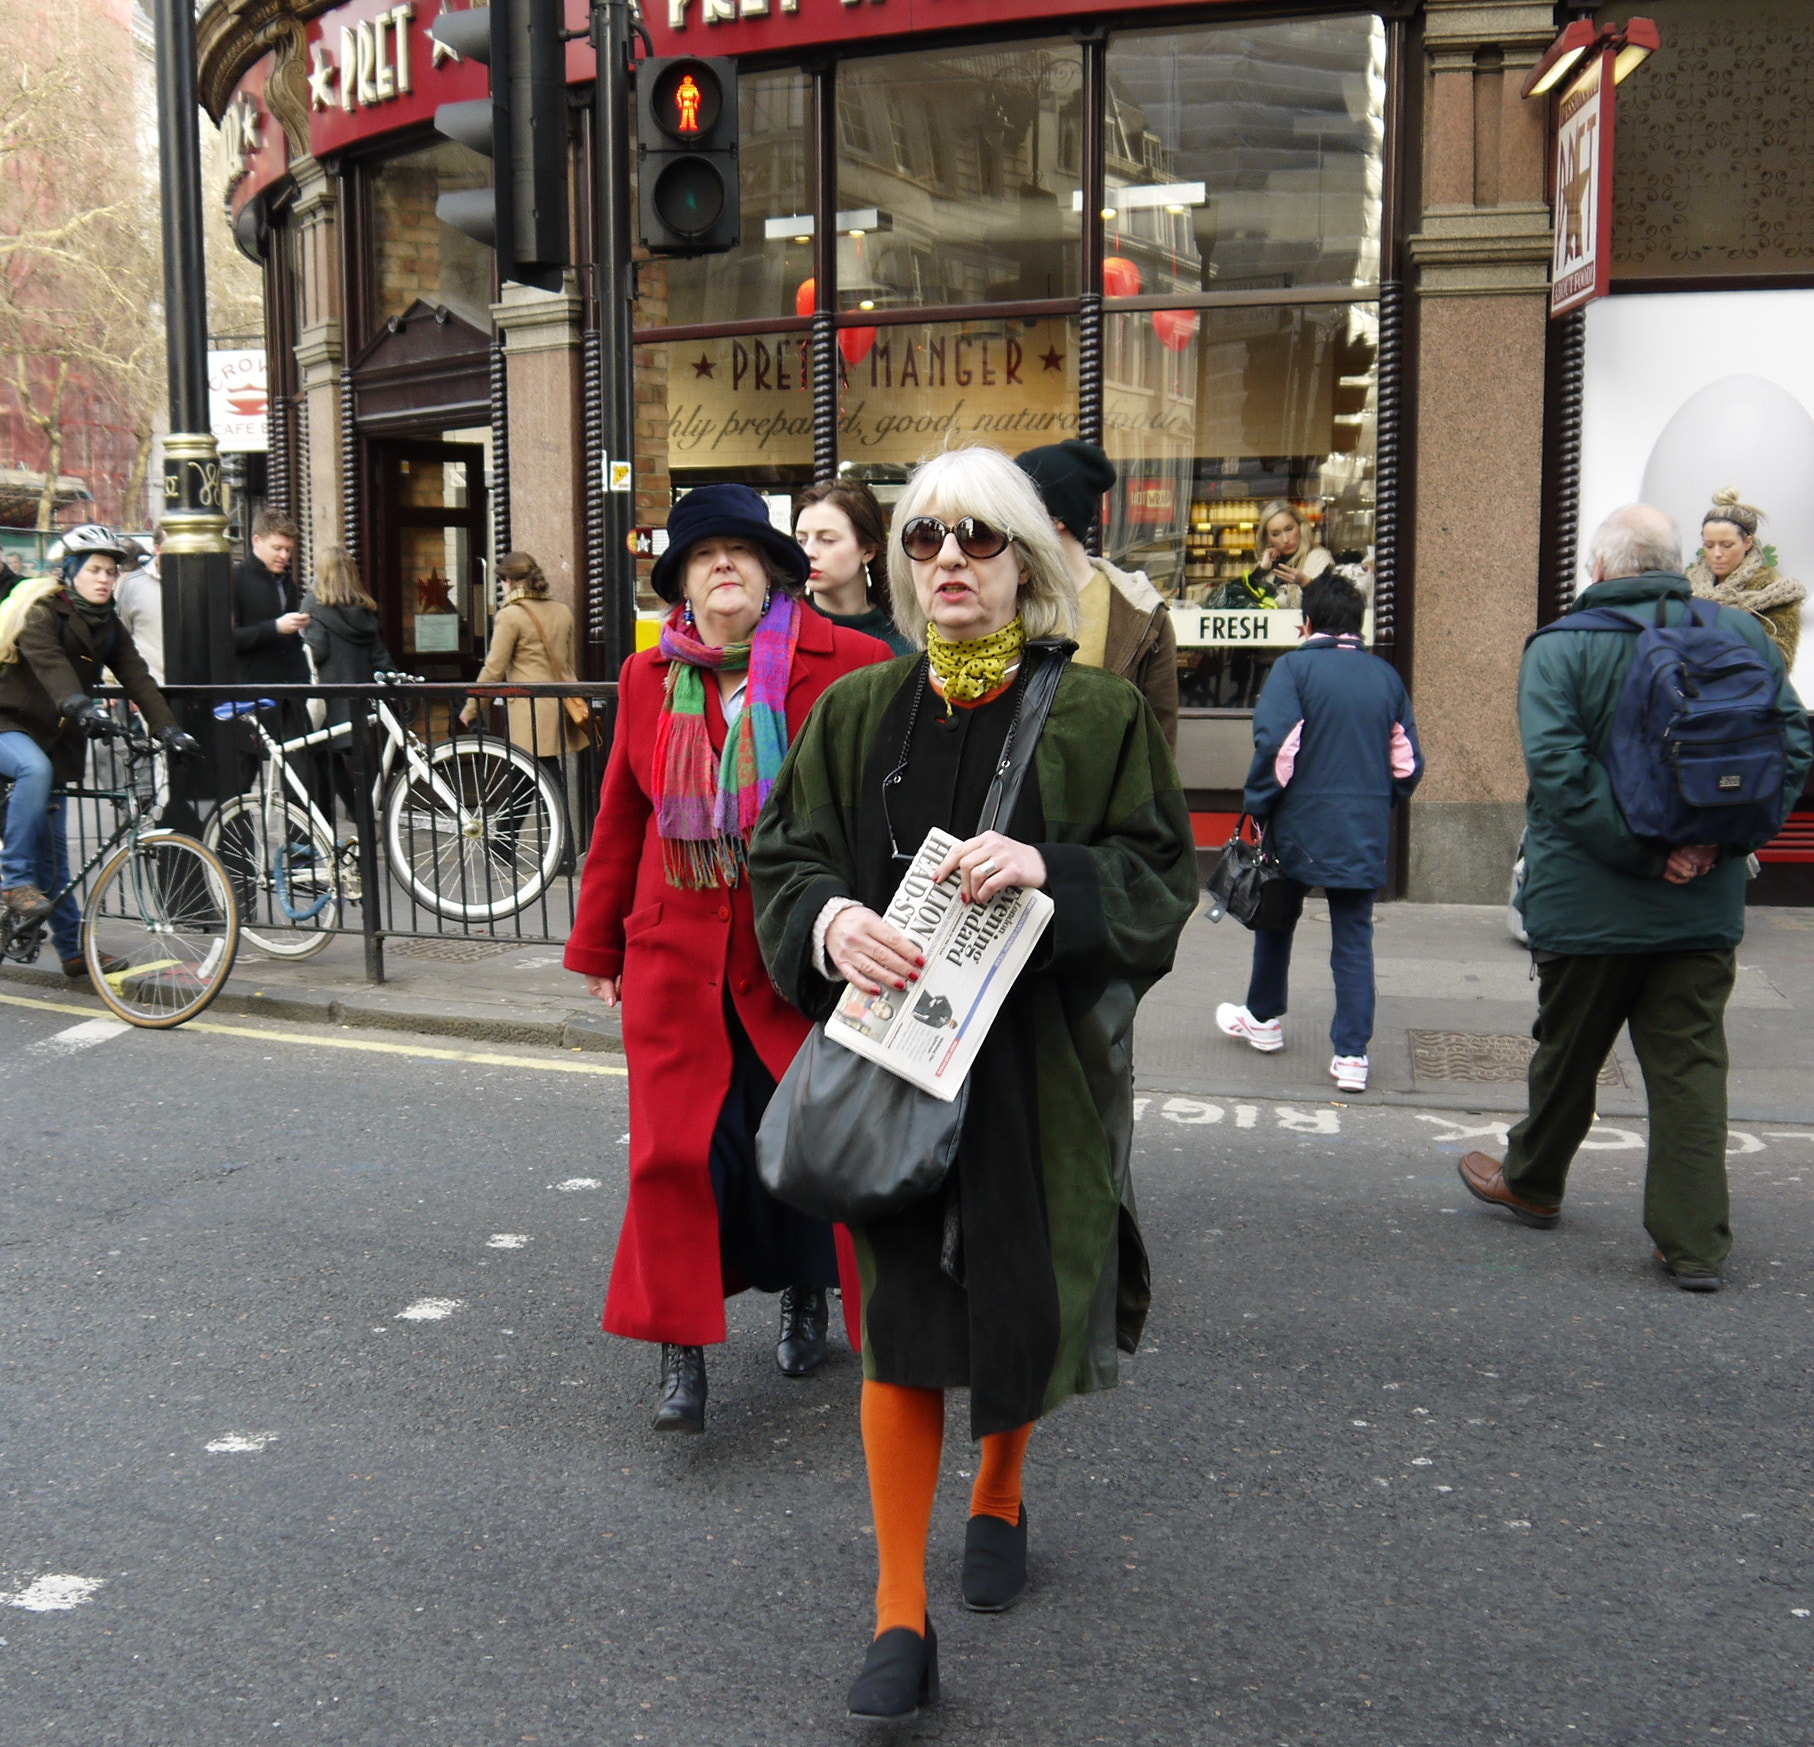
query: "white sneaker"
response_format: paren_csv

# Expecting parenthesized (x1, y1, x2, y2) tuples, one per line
(1216, 1003, 1283, 1053)
(1331, 1054, 1369, 1092)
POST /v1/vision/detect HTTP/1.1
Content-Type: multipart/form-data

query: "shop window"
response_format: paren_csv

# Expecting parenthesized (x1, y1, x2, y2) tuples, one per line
(1103, 301, 1377, 707)
(837, 42, 1083, 308)
(1600, 1, 1814, 277)
(368, 140, 494, 335)
(1105, 15, 1386, 295)
(659, 69, 814, 327)
(657, 331, 816, 487)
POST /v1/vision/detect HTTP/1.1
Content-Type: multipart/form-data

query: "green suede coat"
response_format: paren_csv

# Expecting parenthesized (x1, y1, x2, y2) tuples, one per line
(749, 655, 1198, 1421)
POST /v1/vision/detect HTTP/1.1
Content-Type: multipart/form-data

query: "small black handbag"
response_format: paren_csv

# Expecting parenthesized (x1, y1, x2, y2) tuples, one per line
(755, 643, 1071, 1227)
(1204, 815, 1295, 930)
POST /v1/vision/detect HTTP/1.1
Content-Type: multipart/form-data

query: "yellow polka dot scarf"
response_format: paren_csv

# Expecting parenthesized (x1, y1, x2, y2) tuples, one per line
(925, 617, 1026, 709)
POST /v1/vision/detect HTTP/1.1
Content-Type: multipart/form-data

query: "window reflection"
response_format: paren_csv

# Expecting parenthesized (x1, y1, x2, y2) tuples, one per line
(1103, 301, 1378, 707)
(369, 140, 494, 334)
(658, 70, 814, 327)
(1106, 16, 1386, 292)
(838, 43, 1083, 307)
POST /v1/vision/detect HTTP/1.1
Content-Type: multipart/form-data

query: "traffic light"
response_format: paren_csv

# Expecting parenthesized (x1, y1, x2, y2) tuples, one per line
(636, 57, 738, 255)
(431, 0, 570, 294)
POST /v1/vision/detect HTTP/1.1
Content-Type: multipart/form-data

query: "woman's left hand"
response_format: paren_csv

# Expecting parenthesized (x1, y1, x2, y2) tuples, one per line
(933, 831, 1046, 905)
(1273, 563, 1304, 590)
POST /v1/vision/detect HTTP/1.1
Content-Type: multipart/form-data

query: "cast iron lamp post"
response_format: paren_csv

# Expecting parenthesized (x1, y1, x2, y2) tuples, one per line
(152, 0, 235, 689)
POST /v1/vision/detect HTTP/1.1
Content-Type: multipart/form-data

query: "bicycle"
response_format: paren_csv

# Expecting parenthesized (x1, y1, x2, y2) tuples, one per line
(0, 722, 239, 1028)
(203, 674, 567, 960)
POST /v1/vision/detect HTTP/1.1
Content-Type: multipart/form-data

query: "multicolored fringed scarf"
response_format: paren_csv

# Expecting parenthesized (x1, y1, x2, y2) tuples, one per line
(651, 590, 801, 888)
(925, 615, 1026, 712)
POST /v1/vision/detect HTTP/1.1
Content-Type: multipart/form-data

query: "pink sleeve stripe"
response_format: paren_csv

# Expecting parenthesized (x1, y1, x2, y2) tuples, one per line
(1274, 720, 1304, 786)
(1391, 721, 1417, 778)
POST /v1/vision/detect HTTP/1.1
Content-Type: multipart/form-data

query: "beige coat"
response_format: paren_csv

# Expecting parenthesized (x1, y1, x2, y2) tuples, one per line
(470, 595, 588, 755)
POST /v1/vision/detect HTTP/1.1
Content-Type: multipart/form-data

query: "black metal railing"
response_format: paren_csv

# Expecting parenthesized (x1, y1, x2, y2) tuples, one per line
(72, 679, 617, 982)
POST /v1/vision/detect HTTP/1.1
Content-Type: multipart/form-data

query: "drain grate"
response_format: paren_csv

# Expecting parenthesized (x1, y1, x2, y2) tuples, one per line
(1408, 1030, 1623, 1088)
(386, 937, 526, 963)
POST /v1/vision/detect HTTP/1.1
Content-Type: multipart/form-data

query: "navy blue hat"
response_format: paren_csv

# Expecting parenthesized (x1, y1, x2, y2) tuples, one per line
(649, 483, 811, 604)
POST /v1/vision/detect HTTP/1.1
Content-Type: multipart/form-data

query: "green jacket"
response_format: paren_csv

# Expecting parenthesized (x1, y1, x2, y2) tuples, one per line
(749, 656, 1199, 1411)
(1518, 572, 1812, 956)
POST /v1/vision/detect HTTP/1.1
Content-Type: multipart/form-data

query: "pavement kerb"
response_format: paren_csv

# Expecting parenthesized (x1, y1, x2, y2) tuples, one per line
(0, 960, 625, 1055)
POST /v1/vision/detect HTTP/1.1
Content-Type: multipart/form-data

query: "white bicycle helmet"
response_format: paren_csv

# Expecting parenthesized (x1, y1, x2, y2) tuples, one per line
(58, 522, 132, 563)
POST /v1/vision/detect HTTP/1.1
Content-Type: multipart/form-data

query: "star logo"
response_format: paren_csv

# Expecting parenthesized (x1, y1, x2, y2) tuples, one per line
(431, 0, 465, 65)
(1039, 346, 1065, 374)
(307, 43, 337, 112)
(691, 354, 715, 378)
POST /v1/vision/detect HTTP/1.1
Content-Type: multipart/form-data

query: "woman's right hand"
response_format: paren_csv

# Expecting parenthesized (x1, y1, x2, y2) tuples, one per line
(585, 974, 619, 1006)
(825, 906, 924, 996)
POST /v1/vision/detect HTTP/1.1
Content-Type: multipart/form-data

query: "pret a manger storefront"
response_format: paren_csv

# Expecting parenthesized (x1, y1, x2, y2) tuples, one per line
(207, 0, 1675, 901)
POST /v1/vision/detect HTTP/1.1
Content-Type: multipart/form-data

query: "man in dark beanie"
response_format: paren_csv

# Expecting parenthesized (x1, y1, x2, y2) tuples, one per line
(1015, 440, 1178, 748)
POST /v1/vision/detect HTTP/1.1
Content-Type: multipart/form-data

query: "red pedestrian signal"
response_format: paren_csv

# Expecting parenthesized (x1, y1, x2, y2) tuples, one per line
(637, 57, 738, 255)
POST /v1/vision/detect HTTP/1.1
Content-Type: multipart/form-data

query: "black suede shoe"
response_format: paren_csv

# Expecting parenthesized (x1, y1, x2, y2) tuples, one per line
(652, 1343, 706, 1433)
(961, 1505, 1028, 1612)
(776, 1285, 829, 1377)
(1654, 1246, 1723, 1293)
(847, 1616, 938, 1722)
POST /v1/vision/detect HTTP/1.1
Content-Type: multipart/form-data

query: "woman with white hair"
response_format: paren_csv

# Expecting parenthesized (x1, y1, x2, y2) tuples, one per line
(751, 446, 1198, 1721)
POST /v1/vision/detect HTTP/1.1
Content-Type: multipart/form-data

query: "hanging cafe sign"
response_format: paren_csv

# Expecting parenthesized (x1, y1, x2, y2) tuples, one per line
(1521, 16, 1660, 319)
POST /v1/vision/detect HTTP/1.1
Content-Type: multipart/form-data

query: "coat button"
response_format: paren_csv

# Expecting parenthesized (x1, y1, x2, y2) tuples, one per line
(717, 905, 730, 921)
(736, 977, 750, 994)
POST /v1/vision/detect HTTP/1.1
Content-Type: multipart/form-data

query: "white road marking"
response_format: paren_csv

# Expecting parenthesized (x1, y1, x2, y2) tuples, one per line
(29, 1018, 129, 1056)
(554, 1177, 600, 1192)
(1417, 1115, 1512, 1146)
(1728, 1131, 1765, 1154)
(205, 1433, 276, 1453)
(1276, 1105, 1341, 1134)
(1234, 1104, 1259, 1128)
(1161, 1096, 1223, 1125)
(2, 1575, 104, 1611)
(486, 1234, 530, 1249)
(396, 1298, 464, 1321)
(1577, 1124, 1642, 1151)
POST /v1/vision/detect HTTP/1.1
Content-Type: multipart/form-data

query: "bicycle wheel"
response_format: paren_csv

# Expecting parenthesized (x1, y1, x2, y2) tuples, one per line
(84, 833, 239, 1028)
(382, 738, 565, 921)
(204, 795, 339, 960)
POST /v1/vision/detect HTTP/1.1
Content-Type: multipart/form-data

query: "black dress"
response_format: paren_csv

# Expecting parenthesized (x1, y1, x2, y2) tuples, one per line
(850, 666, 1074, 1437)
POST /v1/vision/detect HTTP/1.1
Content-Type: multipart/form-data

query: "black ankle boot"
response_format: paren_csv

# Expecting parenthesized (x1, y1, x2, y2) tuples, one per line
(652, 1343, 706, 1433)
(961, 1504, 1028, 1612)
(847, 1615, 938, 1721)
(776, 1285, 829, 1377)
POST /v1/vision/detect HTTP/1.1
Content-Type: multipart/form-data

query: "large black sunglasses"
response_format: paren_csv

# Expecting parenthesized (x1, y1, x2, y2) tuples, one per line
(898, 515, 1014, 563)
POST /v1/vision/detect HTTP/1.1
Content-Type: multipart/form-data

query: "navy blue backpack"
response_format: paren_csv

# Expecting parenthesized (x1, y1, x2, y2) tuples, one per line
(1529, 596, 1789, 846)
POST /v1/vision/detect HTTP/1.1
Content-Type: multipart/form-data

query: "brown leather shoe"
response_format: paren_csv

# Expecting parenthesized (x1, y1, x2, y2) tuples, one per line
(1457, 1151, 1560, 1229)
(1, 884, 53, 923)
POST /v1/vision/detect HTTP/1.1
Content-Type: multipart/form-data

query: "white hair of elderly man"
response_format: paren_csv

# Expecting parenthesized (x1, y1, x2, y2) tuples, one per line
(1588, 503, 1683, 583)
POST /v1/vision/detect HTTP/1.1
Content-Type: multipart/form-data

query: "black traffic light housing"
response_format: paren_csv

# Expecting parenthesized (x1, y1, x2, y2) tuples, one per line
(636, 57, 739, 255)
(431, 0, 570, 294)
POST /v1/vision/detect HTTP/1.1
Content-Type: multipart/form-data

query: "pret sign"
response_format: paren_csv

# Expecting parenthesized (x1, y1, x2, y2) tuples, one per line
(1550, 51, 1614, 318)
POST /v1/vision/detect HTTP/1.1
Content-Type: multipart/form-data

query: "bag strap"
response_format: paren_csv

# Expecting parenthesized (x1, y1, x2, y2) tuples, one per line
(976, 638, 1075, 835)
(513, 600, 576, 683)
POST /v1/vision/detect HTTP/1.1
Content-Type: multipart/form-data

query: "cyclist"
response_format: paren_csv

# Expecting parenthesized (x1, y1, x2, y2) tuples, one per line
(0, 524, 196, 981)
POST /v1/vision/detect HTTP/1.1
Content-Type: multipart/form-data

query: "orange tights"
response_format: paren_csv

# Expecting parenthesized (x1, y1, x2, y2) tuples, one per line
(860, 1380, 1034, 1637)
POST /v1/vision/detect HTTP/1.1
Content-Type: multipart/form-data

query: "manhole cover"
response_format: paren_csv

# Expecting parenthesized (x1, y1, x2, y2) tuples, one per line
(1408, 1030, 1623, 1087)
(386, 938, 525, 963)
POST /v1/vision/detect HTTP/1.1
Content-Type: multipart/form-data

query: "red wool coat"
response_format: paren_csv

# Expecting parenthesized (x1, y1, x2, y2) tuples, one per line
(565, 606, 893, 1345)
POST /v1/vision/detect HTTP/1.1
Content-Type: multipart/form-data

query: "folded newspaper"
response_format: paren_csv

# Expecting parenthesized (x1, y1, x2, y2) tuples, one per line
(826, 826, 1054, 1101)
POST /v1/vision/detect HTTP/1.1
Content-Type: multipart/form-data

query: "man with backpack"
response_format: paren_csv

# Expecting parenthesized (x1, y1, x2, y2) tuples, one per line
(1459, 504, 1810, 1292)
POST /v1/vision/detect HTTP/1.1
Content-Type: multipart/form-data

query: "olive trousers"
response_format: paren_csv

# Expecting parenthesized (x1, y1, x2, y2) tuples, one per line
(1502, 949, 1736, 1274)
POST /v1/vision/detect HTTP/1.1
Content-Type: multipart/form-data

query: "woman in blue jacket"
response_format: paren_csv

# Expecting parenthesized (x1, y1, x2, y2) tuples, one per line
(1215, 576, 1422, 1092)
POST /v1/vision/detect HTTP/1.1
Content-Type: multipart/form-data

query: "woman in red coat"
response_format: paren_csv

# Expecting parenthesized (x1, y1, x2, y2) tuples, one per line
(565, 483, 894, 1432)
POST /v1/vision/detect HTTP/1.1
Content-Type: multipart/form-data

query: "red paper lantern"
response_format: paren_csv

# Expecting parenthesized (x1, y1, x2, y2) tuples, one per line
(839, 326, 877, 368)
(795, 277, 816, 317)
(1102, 256, 1142, 298)
(1152, 307, 1199, 352)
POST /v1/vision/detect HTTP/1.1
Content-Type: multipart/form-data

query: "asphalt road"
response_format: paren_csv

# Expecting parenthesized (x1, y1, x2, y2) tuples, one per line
(2, 988, 1811, 1745)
